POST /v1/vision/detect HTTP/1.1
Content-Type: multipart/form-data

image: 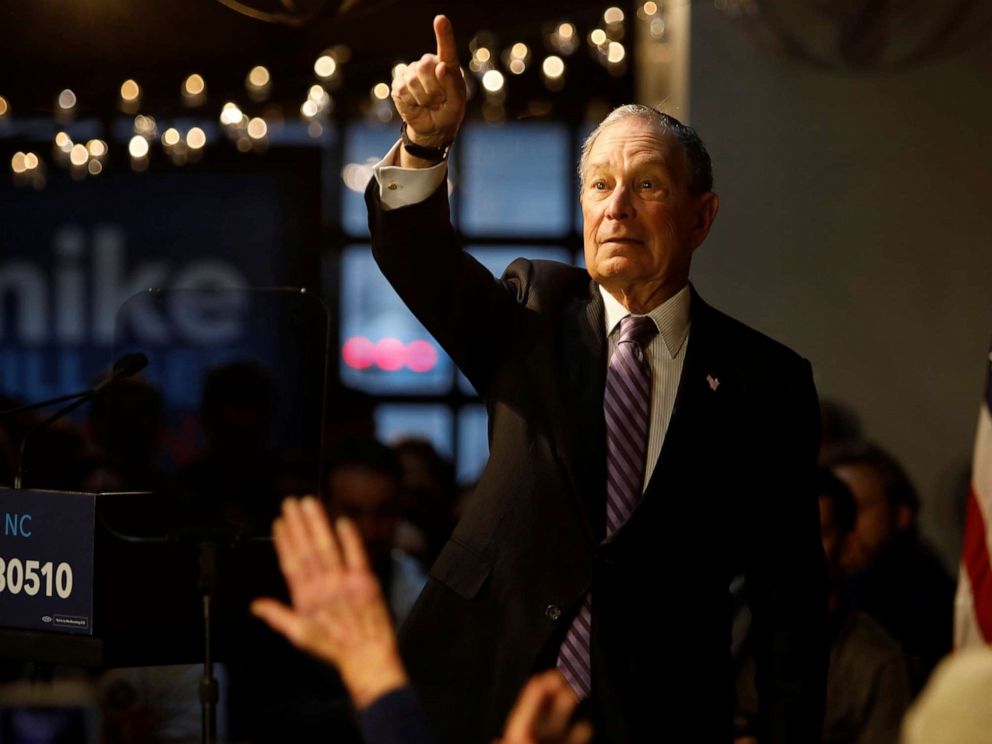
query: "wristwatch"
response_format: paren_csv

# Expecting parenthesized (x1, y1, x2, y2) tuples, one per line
(400, 123, 452, 164)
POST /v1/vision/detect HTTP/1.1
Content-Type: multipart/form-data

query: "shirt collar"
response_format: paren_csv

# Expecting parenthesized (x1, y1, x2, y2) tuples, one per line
(598, 283, 692, 358)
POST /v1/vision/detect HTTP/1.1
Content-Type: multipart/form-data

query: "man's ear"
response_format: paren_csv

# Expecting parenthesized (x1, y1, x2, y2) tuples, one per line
(690, 191, 719, 252)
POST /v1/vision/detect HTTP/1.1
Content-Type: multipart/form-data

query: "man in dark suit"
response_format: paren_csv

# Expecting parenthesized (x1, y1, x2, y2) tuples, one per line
(364, 15, 827, 744)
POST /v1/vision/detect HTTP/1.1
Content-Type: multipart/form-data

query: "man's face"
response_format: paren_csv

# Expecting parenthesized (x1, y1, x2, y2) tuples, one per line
(832, 463, 898, 573)
(580, 117, 716, 300)
(324, 465, 399, 565)
(819, 496, 850, 584)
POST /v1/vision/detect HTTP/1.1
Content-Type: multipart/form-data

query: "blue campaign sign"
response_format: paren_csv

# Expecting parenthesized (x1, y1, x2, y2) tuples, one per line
(0, 488, 95, 634)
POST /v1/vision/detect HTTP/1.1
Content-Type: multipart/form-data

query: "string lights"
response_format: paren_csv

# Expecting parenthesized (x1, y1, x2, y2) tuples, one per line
(4, 4, 647, 186)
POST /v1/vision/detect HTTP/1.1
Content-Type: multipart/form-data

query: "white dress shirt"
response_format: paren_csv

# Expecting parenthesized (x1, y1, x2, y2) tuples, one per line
(371, 142, 692, 491)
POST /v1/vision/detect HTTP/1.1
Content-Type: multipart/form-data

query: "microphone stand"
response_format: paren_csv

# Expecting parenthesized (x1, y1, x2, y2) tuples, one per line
(100, 515, 272, 744)
(0, 390, 90, 418)
(198, 541, 219, 744)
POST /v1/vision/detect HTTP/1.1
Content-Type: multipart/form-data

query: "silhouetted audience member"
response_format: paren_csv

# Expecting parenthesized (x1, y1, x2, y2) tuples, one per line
(180, 360, 282, 537)
(83, 377, 169, 491)
(19, 421, 90, 491)
(736, 471, 911, 744)
(323, 385, 377, 450)
(825, 442, 954, 688)
(900, 648, 992, 744)
(322, 437, 427, 627)
(392, 437, 457, 567)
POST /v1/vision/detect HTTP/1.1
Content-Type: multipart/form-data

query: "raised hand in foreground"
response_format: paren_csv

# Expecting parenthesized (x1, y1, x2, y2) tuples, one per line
(251, 496, 407, 709)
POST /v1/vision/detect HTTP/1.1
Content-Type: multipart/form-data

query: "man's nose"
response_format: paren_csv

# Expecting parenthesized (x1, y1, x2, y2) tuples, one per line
(605, 184, 632, 220)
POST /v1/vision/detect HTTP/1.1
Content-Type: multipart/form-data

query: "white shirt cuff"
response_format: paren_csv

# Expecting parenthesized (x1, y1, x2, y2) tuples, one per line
(371, 140, 448, 211)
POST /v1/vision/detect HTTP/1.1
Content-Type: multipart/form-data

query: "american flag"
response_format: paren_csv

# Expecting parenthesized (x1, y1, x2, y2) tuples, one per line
(955, 341, 992, 647)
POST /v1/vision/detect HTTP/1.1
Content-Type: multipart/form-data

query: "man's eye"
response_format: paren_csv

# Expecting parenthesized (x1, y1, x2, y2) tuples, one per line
(592, 181, 607, 190)
(640, 180, 654, 189)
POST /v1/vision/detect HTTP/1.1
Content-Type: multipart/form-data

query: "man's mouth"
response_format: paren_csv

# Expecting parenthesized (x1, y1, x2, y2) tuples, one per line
(602, 237, 643, 245)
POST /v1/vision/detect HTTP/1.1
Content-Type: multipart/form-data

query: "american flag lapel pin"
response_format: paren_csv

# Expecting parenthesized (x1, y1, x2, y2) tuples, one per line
(706, 374, 720, 392)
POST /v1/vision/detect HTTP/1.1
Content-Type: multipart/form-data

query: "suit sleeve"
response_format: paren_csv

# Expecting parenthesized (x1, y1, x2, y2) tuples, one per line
(360, 685, 438, 744)
(365, 177, 536, 397)
(746, 357, 828, 744)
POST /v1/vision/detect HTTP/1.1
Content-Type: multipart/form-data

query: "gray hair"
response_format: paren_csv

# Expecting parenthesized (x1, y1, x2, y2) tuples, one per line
(578, 105, 714, 195)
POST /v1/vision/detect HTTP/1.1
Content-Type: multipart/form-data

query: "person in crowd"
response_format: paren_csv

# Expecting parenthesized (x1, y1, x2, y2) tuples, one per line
(252, 496, 593, 744)
(364, 13, 827, 743)
(735, 470, 912, 743)
(825, 441, 955, 687)
(83, 376, 171, 493)
(392, 437, 458, 566)
(322, 437, 427, 627)
(323, 384, 377, 450)
(180, 360, 282, 536)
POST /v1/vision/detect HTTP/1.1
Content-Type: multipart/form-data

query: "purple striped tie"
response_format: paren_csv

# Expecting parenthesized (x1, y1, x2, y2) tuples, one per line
(557, 315, 657, 699)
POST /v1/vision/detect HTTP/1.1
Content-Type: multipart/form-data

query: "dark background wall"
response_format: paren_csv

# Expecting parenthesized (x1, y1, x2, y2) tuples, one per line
(690, 3, 992, 568)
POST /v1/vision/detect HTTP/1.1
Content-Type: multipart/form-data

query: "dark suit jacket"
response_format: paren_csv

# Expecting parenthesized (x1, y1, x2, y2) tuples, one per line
(366, 180, 827, 744)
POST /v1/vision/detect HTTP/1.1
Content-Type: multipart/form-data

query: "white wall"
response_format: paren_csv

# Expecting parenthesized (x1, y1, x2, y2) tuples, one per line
(687, 5, 992, 567)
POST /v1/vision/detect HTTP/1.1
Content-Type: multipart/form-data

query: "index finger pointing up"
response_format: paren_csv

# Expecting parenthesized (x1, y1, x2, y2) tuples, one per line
(434, 15, 459, 66)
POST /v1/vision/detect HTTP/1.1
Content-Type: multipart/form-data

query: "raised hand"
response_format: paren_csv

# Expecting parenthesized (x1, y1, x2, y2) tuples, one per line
(498, 670, 593, 744)
(392, 14, 467, 151)
(251, 496, 408, 709)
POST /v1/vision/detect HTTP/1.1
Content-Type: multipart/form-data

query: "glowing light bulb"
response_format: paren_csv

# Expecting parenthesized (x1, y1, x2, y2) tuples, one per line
(184, 74, 205, 96)
(247, 117, 267, 140)
(128, 136, 149, 158)
(607, 42, 626, 63)
(120, 80, 141, 102)
(247, 66, 270, 88)
(220, 102, 243, 126)
(543, 55, 565, 78)
(482, 70, 505, 93)
(314, 54, 337, 79)
(187, 127, 206, 149)
(57, 89, 77, 110)
(69, 144, 89, 167)
(604, 7, 625, 24)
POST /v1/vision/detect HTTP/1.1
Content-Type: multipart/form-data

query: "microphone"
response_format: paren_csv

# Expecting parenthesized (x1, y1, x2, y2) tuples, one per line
(11, 352, 149, 489)
(0, 353, 149, 419)
(98, 353, 148, 391)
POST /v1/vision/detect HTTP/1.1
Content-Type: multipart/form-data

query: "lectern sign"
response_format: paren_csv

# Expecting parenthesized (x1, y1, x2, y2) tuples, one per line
(0, 489, 94, 634)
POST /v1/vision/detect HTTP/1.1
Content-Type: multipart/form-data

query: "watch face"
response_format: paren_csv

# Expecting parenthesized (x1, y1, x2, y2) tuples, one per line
(402, 142, 447, 163)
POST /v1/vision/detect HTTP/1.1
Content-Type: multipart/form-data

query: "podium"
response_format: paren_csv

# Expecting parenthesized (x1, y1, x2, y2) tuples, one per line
(0, 487, 285, 669)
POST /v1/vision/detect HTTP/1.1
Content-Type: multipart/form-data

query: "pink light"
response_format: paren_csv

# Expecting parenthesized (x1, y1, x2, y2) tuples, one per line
(374, 337, 406, 371)
(406, 339, 438, 372)
(342, 336, 375, 370)
(342, 336, 440, 373)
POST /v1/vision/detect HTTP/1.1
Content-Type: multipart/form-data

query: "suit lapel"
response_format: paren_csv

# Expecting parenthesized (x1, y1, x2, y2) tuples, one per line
(644, 286, 724, 497)
(546, 280, 606, 543)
